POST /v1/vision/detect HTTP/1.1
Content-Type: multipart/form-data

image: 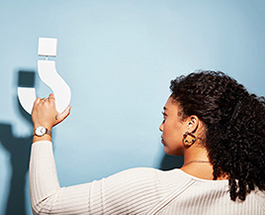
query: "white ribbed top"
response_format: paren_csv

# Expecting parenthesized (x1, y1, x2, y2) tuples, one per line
(29, 141, 265, 215)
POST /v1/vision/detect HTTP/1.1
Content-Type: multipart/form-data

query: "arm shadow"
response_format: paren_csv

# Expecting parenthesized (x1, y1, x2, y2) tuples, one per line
(0, 70, 35, 215)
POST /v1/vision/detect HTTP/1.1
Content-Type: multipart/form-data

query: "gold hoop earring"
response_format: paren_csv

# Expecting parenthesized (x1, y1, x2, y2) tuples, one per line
(183, 131, 196, 146)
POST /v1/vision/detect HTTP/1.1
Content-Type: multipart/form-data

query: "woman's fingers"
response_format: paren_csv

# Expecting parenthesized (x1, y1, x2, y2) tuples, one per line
(32, 95, 71, 129)
(34, 97, 41, 105)
(48, 94, 55, 100)
(55, 106, 71, 123)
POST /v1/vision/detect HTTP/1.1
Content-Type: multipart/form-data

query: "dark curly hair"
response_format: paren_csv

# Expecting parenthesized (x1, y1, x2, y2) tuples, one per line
(170, 70, 265, 201)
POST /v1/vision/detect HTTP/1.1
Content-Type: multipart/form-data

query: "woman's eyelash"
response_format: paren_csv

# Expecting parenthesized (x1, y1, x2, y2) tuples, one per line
(161, 111, 166, 116)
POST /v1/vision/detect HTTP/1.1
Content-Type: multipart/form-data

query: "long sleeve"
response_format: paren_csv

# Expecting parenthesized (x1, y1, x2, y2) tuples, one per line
(29, 141, 165, 215)
(29, 141, 91, 214)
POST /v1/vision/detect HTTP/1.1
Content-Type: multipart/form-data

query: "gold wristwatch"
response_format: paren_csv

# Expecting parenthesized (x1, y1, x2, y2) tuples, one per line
(33, 126, 52, 137)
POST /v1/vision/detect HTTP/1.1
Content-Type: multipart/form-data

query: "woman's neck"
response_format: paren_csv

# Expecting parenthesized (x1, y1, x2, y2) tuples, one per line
(180, 145, 227, 180)
(183, 144, 210, 164)
(180, 162, 214, 180)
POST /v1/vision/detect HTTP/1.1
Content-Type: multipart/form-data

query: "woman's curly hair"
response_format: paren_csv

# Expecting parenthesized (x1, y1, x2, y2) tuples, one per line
(170, 70, 265, 201)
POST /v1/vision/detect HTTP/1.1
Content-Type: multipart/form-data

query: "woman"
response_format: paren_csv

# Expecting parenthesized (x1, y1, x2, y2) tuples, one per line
(30, 70, 265, 214)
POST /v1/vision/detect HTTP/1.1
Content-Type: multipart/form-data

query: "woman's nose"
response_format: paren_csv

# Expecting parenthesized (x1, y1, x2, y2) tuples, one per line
(159, 122, 163, 132)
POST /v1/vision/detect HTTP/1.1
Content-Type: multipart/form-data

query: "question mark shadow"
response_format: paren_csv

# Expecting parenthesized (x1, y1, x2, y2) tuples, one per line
(0, 70, 35, 215)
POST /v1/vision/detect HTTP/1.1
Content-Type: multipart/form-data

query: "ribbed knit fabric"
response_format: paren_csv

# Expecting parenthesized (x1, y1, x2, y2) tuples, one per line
(29, 141, 265, 215)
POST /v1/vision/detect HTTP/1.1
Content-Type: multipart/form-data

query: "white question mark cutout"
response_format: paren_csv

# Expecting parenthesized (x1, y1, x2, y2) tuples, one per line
(17, 38, 71, 114)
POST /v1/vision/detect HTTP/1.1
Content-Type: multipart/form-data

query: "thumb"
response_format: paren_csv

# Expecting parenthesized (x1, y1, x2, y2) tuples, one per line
(56, 106, 71, 123)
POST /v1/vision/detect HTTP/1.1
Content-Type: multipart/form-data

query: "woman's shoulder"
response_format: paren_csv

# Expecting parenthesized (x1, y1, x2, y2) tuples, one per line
(109, 167, 184, 179)
(109, 167, 227, 181)
(100, 167, 230, 194)
(255, 188, 265, 207)
(104, 167, 193, 187)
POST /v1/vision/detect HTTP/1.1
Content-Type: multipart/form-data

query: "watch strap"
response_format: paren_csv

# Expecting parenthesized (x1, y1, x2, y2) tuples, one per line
(45, 129, 52, 136)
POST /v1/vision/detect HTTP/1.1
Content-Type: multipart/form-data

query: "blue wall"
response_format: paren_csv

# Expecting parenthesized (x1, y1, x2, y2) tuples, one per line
(0, 1, 265, 214)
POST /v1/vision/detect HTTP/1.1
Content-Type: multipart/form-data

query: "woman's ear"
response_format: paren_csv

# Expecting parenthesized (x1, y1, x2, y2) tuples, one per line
(186, 115, 199, 133)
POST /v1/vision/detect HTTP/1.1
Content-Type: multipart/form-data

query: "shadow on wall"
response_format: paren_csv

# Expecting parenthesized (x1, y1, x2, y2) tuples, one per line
(0, 70, 183, 215)
(0, 71, 35, 215)
(159, 153, 184, 170)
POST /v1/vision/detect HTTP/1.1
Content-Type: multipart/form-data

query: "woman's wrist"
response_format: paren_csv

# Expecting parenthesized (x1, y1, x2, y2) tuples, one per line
(32, 135, 52, 143)
(33, 123, 53, 131)
(32, 126, 52, 143)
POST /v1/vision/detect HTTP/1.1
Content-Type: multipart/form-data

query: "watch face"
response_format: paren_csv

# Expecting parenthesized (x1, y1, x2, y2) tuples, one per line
(36, 126, 46, 136)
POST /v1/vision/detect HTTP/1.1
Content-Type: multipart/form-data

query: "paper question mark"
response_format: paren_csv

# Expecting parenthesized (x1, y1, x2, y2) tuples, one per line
(17, 38, 71, 114)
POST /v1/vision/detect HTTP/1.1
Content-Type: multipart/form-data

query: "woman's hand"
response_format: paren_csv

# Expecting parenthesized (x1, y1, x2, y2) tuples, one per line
(32, 94, 71, 131)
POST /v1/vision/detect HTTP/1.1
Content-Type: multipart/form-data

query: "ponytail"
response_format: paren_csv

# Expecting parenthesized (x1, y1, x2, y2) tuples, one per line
(170, 70, 265, 201)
